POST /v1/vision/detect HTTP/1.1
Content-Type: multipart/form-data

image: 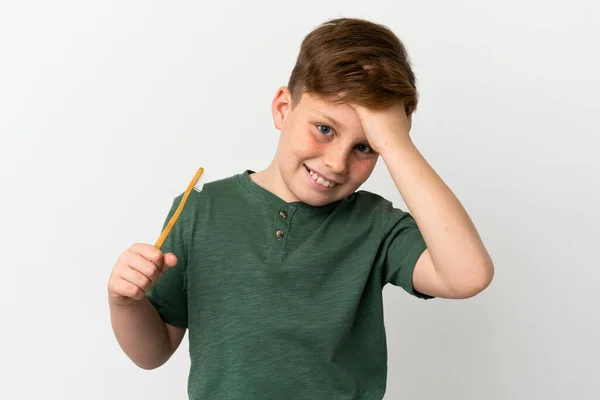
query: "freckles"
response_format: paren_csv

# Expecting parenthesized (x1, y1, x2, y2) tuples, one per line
(301, 132, 325, 153)
(351, 160, 376, 178)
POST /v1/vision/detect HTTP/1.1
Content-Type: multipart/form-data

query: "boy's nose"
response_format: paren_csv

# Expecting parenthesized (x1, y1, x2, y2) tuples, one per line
(324, 147, 349, 175)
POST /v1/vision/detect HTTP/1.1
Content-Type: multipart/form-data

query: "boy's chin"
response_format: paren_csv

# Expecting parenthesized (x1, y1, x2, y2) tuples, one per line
(302, 197, 334, 207)
(297, 189, 349, 207)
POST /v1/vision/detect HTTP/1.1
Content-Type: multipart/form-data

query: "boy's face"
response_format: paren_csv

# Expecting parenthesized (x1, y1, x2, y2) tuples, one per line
(270, 87, 378, 206)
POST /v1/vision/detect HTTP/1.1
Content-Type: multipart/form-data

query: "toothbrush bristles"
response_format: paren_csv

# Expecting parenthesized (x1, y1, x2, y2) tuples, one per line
(193, 174, 205, 192)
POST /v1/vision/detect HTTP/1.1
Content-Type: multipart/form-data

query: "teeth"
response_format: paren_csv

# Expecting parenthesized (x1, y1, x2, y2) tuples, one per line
(309, 169, 336, 188)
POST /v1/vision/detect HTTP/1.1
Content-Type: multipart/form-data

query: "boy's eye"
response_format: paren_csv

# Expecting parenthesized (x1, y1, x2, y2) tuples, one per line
(317, 125, 332, 135)
(355, 144, 372, 153)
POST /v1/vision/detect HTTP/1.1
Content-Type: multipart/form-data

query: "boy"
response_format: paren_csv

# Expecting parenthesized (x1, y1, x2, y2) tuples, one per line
(108, 17, 494, 399)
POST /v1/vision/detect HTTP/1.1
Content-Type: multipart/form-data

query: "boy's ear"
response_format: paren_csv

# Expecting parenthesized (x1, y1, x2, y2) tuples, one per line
(271, 86, 291, 131)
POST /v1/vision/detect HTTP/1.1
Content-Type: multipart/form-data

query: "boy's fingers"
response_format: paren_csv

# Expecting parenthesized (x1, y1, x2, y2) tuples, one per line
(121, 267, 152, 293)
(163, 253, 178, 269)
(113, 279, 145, 301)
(130, 243, 165, 267)
(126, 252, 161, 283)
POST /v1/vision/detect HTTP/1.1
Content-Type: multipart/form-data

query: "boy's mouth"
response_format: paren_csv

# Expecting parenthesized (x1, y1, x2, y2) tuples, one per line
(304, 165, 337, 188)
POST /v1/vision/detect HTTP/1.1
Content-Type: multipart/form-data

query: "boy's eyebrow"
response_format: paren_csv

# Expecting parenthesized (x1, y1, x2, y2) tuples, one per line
(313, 109, 344, 129)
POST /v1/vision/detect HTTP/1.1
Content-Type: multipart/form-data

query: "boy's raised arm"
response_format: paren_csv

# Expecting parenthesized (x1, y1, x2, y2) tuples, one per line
(353, 103, 495, 299)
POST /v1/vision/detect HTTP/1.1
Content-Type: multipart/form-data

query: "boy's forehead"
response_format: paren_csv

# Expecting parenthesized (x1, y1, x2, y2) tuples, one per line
(299, 94, 366, 137)
(301, 91, 344, 108)
(303, 100, 350, 124)
(299, 94, 349, 117)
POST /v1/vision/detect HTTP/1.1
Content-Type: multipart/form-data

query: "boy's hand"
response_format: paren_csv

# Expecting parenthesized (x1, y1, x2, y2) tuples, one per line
(108, 243, 177, 307)
(351, 102, 413, 153)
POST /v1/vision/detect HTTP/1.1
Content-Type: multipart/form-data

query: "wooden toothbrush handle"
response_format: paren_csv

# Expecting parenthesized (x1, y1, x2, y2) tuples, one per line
(154, 167, 204, 249)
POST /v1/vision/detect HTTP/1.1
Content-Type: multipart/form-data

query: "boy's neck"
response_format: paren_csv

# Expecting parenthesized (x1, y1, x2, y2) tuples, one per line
(249, 159, 295, 203)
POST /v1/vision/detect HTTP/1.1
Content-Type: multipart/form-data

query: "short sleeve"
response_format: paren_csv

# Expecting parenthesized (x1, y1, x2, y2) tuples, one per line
(145, 194, 189, 328)
(379, 200, 433, 299)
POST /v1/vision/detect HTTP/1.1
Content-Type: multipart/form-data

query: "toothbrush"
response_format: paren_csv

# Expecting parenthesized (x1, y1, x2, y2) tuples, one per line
(154, 167, 205, 249)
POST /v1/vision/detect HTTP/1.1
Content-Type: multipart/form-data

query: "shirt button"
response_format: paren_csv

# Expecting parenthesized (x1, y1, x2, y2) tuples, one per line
(275, 229, 284, 239)
(279, 210, 287, 219)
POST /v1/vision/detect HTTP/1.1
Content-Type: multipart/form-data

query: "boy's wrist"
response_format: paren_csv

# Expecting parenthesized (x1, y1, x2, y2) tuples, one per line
(377, 136, 419, 161)
(109, 293, 145, 310)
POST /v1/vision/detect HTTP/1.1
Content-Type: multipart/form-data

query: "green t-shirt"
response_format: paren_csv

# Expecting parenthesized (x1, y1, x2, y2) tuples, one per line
(146, 170, 431, 399)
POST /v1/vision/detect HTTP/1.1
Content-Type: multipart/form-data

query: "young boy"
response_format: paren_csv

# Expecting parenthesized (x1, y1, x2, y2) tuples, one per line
(108, 17, 493, 399)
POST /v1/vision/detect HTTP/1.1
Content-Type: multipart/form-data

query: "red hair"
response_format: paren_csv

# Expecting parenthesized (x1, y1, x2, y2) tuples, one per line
(288, 18, 419, 115)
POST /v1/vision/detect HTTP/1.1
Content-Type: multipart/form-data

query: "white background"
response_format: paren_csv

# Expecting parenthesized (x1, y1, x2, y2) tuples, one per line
(1, 0, 599, 399)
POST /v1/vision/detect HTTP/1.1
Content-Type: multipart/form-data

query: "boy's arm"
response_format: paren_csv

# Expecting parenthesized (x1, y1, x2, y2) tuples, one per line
(382, 141, 493, 298)
(108, 243, 187, 369)
(110, 295, 186, 370)
(354, 103, 494, 299)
